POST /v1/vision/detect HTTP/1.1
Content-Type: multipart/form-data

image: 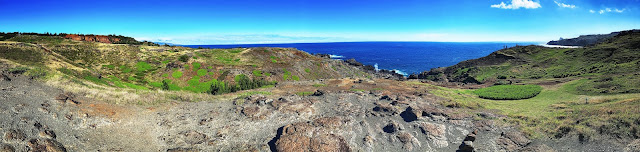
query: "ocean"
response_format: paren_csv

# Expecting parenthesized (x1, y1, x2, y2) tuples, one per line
(185, 42, 535, 76)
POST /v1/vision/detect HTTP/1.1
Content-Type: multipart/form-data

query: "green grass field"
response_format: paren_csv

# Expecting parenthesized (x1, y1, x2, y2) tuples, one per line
(412, 80, 640, 139)
(473, 85, 542, 100)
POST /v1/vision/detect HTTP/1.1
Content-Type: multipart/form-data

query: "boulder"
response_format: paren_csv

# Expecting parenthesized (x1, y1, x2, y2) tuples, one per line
(0, 74, 10, 81)
(497, 131, 531, 152)
(28, 139, 67, 152)
(458, 141, 474, 152)
(274, 120, 350, 152)
(4, 129, 26, 141)
(397, 132, 421, 151)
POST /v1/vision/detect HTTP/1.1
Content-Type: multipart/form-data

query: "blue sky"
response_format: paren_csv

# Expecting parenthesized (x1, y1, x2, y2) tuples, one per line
(1, 0, 639, 44)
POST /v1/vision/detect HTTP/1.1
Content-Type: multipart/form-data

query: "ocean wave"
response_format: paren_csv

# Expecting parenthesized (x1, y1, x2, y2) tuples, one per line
(392, 69, 408, 76)
(329, 54, 344, 58)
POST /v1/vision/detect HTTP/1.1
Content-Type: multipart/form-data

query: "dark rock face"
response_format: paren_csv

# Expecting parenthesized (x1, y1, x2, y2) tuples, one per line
(345, 58, 363, 66)
(314, 53, 331, 59)
(496, 131, 531, 151)
(457, 130, 478, 152)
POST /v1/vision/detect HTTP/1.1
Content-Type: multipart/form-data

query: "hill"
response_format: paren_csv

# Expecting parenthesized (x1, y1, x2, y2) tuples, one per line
(420, 29, 640, 94)
(546, 31, 622, 46)
(413, 29, 640, 147)
(1, 32, 639, 152)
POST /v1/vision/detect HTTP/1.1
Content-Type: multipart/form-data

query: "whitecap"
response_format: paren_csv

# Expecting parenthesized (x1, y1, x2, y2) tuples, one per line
(392, 69, 408, 76)
(329, 54, 344, 58)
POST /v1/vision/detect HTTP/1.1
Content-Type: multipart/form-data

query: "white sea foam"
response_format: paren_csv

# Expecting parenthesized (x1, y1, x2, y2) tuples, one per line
(392, 69, 408, 76)
(538, 44, 583, 48)
(329, 54, 344, 58)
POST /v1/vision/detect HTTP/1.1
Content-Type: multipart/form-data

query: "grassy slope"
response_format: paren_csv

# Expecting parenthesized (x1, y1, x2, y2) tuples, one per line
(434, 30, 640, 95)
(419, 30, 640, 141)
(0, 35, 368, 97)
(411, 81, 640, 140)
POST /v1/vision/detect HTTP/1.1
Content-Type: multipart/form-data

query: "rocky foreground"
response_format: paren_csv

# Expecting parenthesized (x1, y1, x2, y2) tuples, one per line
(3, 65, 637, 152)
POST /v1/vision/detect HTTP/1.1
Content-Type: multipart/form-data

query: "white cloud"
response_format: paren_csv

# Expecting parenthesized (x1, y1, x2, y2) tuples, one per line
(597, 8, 625, 14)
(554, 1, 576, 8)
(491, 0, 541, 9)
(589, 10, 595, 13)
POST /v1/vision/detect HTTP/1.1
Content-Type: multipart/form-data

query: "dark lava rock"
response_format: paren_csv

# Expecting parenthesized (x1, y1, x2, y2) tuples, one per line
(399, 107, 418, 122)
(408, 74, 419, 79)
(39, 130, 56, 139)
(458, 141, 474, 152)
(166, 147, 200, 152)
(4, 129, 26, 141)
(363, 65, 375, 71)
(312, 89, 325, 96)
(314, 53, 331, 59)
(0, 144, 14, 152)
(0, 74, 10, 81)
(397, 132, 420, 151)
(520, 144, 556, 152)
(28, 139, 67, 152)
(183, 131, 207, 145)
(497, 131, 531, 151)
(274, 121, 350, 152)
(345, 58, 363, 66)
(372, 102, 397, 115)
(383, 122, 401, 133)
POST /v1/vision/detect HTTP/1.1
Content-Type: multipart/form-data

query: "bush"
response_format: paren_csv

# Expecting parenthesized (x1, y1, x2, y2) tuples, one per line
(178, 55, 189, 62)
(197, 69, 207, 76)
(172, 70, 183, 78)
(473, 85, 543, 100)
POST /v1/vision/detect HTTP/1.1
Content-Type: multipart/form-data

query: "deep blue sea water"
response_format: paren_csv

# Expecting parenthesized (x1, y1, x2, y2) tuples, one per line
(185, 42, 535, 75)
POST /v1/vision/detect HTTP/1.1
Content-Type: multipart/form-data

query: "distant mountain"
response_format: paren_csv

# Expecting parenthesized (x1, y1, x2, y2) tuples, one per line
(154, 42, 180, 46)
(546, 31, 626, 46)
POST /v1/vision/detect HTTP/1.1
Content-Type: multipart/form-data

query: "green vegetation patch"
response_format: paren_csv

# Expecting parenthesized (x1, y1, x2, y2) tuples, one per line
(0, 45, 45, 65)
(312, 83, 327, 87)
(474, 85, 542, 100)
(102, 64, 116, 69)
(252, 70, 263, 77)
(296, 91, 314, 96)
(119, 65, 132, 73)
(192, 62, 201, 71)
(197, 69, 208, 76)
(135, 61, 153, 72)
(172, 70, 183, 79)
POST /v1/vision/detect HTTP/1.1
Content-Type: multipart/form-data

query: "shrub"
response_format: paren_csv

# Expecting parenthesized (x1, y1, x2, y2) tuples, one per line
(473, 85, 543, 100)
(197, 69, 207, 76)
(136, 61, 152, 72)
(178, 55, 189, 62)
(253, 70, 263, 77)
(8, 67, 29, 74)
(192, 62, 201, 71)
(296, 91, 314, 96)
(172, 70, 183, 78)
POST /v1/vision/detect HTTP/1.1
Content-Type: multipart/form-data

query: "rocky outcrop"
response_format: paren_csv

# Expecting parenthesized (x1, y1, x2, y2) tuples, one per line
(273, 117, 351, 152)
(64, 34, 121, 44)
(496, 131, 531, 151)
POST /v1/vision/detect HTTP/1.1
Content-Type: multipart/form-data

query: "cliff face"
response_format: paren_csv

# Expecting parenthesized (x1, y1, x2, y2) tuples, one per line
(63, 34, 121, 43)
